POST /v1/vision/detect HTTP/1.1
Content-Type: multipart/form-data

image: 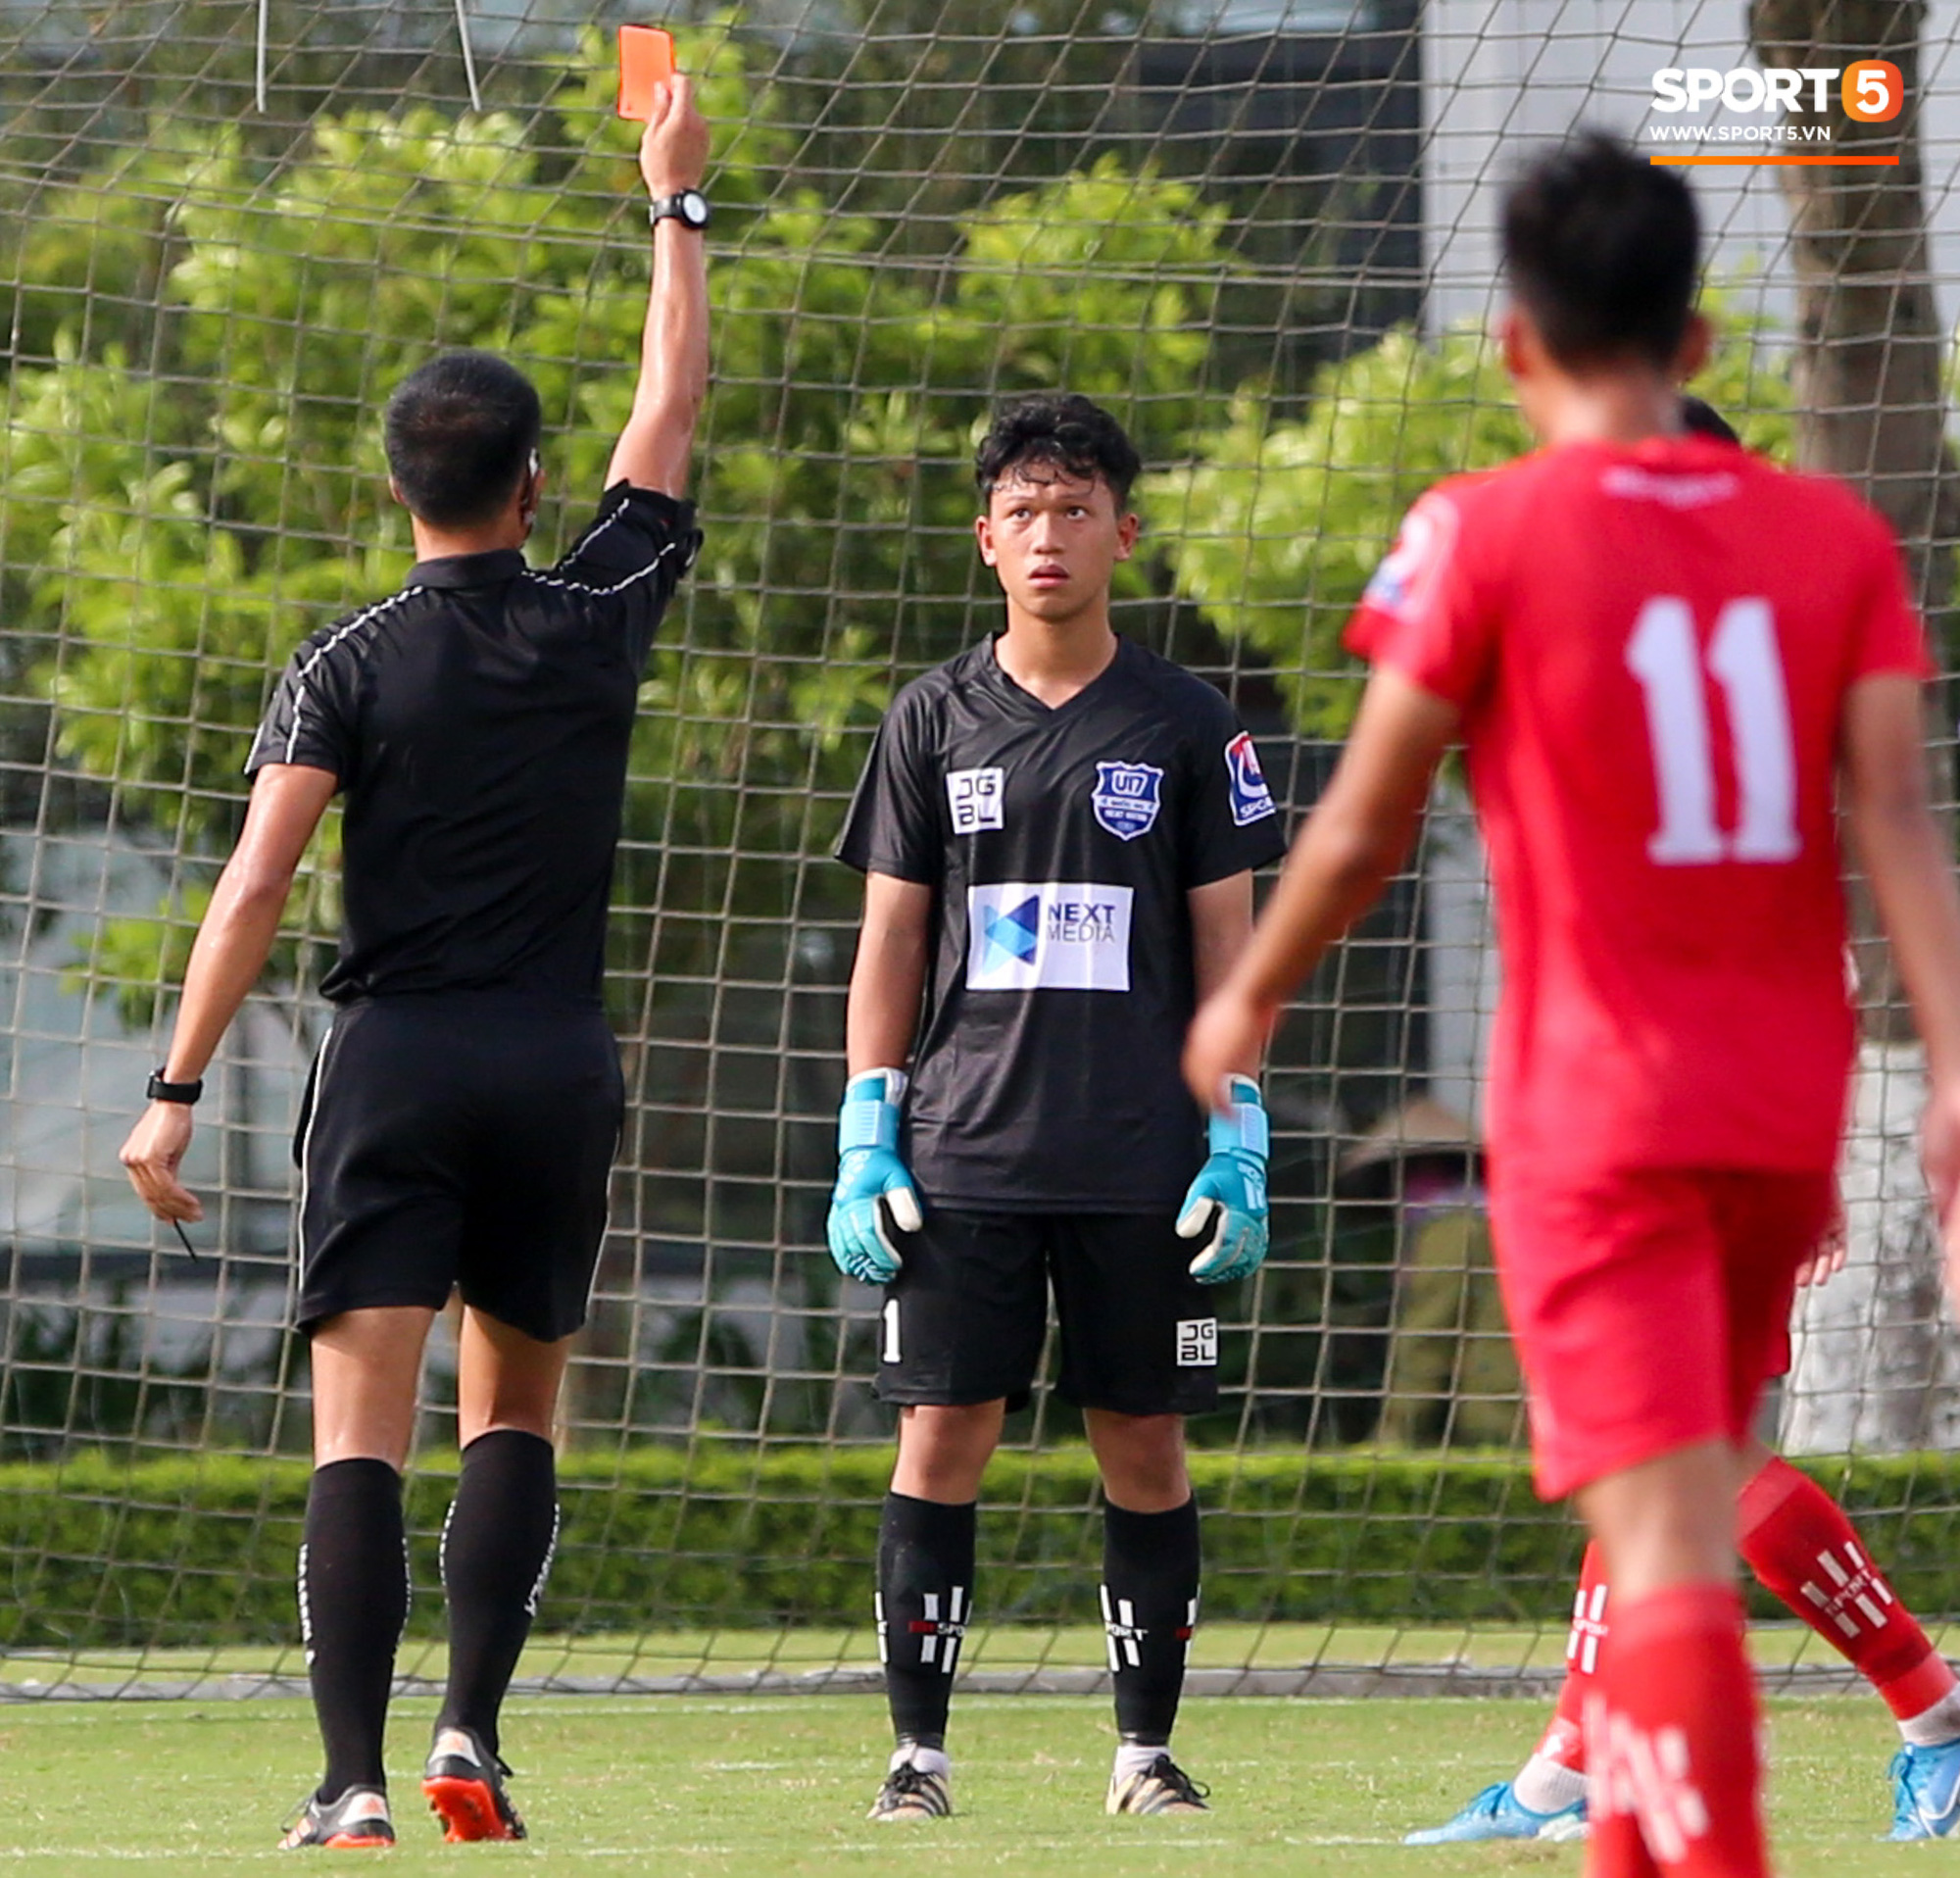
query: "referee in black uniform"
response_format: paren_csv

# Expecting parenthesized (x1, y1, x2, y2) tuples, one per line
(830, 394, 1287, 1821)
(120, 78, 711, 1852)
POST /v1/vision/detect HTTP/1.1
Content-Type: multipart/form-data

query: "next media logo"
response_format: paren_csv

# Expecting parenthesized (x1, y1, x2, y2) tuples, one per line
(979, 893, 1040, 968)
(965, 880, 1134, 992)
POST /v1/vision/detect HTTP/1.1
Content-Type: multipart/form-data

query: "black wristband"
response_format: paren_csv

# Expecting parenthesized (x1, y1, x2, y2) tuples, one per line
(147, 1070, 203, 1106)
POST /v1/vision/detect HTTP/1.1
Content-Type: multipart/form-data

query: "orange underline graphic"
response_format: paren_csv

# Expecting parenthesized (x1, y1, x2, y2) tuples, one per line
(1648, 153, 1900, 166)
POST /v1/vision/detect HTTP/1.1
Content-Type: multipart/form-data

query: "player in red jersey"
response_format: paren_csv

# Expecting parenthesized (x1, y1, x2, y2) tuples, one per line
(1185, 133, 1960, 1878)
(1406, 401, 1960, 1851)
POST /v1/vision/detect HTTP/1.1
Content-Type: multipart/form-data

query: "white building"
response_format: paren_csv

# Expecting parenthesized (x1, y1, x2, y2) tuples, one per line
(1424, 0, 1960, 336)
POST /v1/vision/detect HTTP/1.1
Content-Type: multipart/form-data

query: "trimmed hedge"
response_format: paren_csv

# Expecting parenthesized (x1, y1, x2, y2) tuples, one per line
(8, 1447, 1960, 1651)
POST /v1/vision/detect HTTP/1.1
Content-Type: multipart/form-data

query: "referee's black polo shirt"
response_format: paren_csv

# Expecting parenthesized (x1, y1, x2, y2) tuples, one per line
(247, 481, 700, 1007)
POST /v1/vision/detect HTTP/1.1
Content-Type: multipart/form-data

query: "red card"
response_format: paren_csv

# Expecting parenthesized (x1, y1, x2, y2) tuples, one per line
(617, 25, 675, 121)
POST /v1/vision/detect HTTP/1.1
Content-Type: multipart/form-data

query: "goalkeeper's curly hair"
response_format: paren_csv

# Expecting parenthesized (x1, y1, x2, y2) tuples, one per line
(975, 392, 1143, 507)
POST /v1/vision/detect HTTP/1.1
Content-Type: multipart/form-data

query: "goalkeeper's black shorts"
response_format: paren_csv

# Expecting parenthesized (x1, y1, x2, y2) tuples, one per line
(871, 1210, 1219, 1416)
(291, 991, 624, 1342)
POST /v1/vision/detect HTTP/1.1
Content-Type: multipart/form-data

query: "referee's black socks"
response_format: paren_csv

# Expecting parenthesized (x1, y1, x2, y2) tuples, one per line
(876, 1492, 976, 1751)
(301, 1458, 408, 1802)
(436, 1428, 560, 1758)
(1102, 1495, 1200, 1747)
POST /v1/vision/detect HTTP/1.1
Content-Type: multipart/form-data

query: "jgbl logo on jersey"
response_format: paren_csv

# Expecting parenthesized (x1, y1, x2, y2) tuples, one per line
(946, 766, 1004, 834)
(966, 881, 1133, 992)
(1091, 762, 1163, 841)
(1224, 732, 1277, 827)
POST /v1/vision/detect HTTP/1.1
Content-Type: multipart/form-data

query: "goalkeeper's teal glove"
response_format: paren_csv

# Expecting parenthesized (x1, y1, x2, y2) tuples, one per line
(827, 1068, 923, 1284)
(1177, 1075, 1270, 1286)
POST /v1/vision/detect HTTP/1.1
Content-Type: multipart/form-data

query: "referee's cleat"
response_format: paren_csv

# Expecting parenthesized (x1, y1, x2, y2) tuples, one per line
(1887, 1740, 1960, 1841)
(1106, 1754, 1210, 1815)
(421, 1726, 527, 1843)
(1404, 1780, 1589, 1845)
(867, 1759, 953, 1822)
(278, 1787, 394, 1851)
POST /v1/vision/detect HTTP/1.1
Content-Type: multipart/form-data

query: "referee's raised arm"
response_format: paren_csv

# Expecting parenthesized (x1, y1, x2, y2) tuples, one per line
(607, 74, 710, 498)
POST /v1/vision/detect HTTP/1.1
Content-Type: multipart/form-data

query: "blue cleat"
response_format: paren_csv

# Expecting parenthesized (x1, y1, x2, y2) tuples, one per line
(1405, 1781, 1589, 1846)
(1888, 1742, 1960, 1841)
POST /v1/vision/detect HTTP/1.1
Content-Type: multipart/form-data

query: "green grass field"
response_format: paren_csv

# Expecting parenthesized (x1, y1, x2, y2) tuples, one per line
(0, 1691, 1932, 1874)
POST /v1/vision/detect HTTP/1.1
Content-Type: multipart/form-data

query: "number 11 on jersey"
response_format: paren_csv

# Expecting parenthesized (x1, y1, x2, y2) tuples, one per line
(1627, 595, 1800, 865)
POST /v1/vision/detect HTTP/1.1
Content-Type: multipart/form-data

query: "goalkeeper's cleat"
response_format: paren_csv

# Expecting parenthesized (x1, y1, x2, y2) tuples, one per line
(277, 1787, 394, 1851)
(1887, 1740, 1960, 1841)
(421, 1725, 527, 1843)
(1404, 1780, 1589, 1845)
(1105, 1754, 1210, 1815)
(867, 1759, 952, 1822)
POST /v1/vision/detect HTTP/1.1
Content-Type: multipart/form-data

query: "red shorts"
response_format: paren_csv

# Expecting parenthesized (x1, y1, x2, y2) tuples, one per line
(1489, 1164, 1835, 1500)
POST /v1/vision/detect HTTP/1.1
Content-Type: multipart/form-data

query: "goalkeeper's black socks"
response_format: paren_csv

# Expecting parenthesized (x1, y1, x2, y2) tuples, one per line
(1102, 1494, 1200, 1747)
(301, 1457, 409, 1802)
(875, 1491, 976, 1750)
(435, 1428, 560, 1758)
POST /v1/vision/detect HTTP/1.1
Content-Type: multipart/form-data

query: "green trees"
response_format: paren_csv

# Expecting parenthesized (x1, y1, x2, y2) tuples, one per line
(1148, 309, 1793, 739)
(0, 17, 1844, 1449)
(2, 17, 1808, 1061)
(3, 39, 1244, 1024)
(1, 20, 1814, 1135)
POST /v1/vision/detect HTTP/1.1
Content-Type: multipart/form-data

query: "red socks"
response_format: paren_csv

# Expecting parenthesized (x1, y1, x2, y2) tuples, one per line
(1738, 1454, 1955, 1722)
(1531, 1456, 1951, 1870)
(1585, 1582, 1766, 1878)
(1544, 1457, 1956, 1776)
(1534, 1539, 1608, 1769)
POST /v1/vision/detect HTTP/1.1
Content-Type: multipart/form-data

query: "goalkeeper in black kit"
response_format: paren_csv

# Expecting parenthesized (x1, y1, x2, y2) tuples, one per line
(828, 393, 1288, 1821)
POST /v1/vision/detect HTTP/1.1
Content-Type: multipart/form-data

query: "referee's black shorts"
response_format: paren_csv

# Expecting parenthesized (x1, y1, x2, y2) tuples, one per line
(293, 992, 624, 1342)
(873, 1209, 1219, 1416)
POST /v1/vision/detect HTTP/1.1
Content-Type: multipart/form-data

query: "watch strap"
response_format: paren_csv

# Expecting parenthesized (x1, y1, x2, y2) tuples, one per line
(147, 1070, 204, 1106)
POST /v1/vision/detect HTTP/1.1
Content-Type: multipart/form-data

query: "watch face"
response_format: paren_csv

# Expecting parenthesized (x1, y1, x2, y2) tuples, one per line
(680, 190, 710, 227)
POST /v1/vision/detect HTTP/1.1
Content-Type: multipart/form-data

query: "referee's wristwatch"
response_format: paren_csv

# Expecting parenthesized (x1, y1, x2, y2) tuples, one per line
(649, 190, 710, 231)
(146, 1069, 204, 1106)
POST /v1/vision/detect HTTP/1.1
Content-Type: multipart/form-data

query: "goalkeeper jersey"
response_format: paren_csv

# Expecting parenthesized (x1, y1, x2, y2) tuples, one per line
(836, 634, 1286, 1211)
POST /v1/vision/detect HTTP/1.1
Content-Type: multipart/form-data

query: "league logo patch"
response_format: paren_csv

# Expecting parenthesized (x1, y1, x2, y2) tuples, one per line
(1362, 491, 1459, 621)
(1091, 762, 1164, 841)
(1363, 501, 1440, 614)
(946, 766, 1004, 835)
(1224, 732, 1277, 827)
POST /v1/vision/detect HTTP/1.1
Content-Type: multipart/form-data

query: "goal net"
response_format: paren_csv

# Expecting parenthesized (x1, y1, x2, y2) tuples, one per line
(0, 0, 1953, 1701)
